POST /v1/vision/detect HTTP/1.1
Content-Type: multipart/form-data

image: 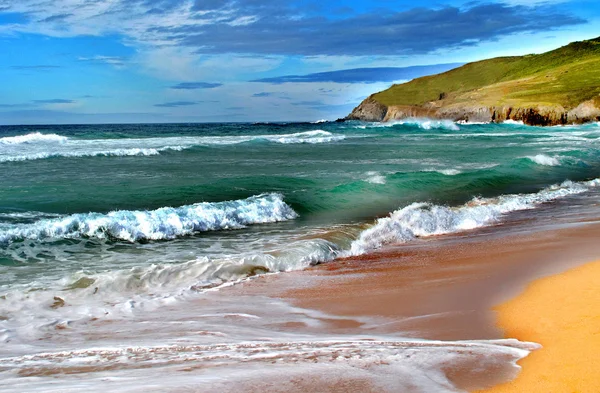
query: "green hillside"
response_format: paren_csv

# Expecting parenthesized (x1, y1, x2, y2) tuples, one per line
(372, 37, 600, 109)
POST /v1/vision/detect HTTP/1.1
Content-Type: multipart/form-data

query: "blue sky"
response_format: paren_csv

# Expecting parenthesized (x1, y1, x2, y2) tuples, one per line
(0, 0, 598, 124)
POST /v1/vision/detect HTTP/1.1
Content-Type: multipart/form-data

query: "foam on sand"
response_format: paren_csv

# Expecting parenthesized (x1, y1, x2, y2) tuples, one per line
(0, 336, 539, 393)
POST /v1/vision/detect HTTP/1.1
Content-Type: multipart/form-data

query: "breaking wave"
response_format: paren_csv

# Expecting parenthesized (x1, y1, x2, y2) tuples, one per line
(1, 148, 164, 162)
(0, 193, 298, 244)
(356, 118, 460, 131)
(259, 130, 345, 144)
(0, 132, 68, 145)
(526, 154, 562, 166)
(0, 131, 347, 163)
(349, 179, 600, 255)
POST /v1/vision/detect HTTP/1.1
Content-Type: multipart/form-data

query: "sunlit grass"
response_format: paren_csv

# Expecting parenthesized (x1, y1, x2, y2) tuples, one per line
(373, 37, 600, 109)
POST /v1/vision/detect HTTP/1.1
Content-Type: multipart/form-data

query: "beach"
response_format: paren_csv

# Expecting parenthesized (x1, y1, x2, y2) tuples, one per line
(482, 260, 600, 392)
(232, 195, 600, 391)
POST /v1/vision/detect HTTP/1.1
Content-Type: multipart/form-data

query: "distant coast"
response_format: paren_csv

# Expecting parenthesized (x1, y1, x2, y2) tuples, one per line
(345, 37, 600, 126)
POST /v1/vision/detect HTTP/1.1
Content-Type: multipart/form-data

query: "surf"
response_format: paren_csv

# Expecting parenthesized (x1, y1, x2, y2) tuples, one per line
(0, 193, 298, 244)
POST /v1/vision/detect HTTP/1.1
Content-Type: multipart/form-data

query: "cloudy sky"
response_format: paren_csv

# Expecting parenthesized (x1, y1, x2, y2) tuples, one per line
(0, 0, 598, 124)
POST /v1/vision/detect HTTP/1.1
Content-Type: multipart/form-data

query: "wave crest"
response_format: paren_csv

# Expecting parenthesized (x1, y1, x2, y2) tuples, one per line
(0, 131, 347, 163)
(0, 193, 298, 244)
(356, 118, 460, 131)
(261, 130, 344, 144)
(0, 132, 68, 145)
(349, 179, 599, 255)
(526, 154, 561, 166)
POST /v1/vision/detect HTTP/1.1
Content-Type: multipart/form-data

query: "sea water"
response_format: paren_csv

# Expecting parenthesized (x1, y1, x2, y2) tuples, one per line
(1, 120, 598, 391)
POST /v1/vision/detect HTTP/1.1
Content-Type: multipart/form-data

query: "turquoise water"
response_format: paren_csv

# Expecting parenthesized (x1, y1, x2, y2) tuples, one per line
(1, 119, 600, 342)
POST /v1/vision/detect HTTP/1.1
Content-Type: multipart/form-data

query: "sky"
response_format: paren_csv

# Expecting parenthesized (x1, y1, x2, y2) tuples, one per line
(0, 0, 598, 124)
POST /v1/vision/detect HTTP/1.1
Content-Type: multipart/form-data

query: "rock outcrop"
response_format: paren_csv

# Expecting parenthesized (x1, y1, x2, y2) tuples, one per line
(346, 97, 600, 126)
(346, 97, 388, 122)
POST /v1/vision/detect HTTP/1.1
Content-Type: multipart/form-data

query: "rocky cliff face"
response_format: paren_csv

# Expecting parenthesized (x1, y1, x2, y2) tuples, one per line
(346, 97, 600, 126)
(345, 97, 388, 122)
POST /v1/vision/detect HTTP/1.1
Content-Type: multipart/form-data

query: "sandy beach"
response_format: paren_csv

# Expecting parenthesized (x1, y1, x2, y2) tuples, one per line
(231, 203, 600, 391)
(481, 260, 600, 392)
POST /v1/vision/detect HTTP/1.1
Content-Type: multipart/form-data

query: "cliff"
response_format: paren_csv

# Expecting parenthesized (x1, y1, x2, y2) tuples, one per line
(346, 37, 600, 126)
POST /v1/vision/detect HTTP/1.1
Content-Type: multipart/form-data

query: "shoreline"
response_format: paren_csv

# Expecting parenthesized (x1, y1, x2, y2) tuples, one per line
(480, 260, 600, 392)
(229, 206, 600, 391)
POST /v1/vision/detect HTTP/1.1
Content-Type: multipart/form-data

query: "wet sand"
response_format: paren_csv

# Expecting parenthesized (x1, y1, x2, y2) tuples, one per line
(481, 260, 600, 392)
(246, 219, 600, 341)
(232, 203, 600, 390)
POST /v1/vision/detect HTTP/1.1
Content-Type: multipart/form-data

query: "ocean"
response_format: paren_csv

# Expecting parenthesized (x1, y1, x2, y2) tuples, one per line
(1, 119, 599, 391)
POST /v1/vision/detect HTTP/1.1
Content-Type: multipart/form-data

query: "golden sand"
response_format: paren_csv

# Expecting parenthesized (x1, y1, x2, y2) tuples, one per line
(482, 261, 600, 392)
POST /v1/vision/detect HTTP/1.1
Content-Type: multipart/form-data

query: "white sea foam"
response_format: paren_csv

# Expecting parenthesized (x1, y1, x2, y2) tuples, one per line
(263, 130, 345, 144)
(0, 193, 298, 244)
(0, 237, 339, 345)
(456, 120, 490, 125)
(0, 132, 68, 145)
(364, 171, 387, 184)
(349, 179, 600, 255)
(527, 154, 561, 166)
(0, 338, 538, 393)
(357, 118, 460, 131)
(312, 119, 328, 124)
(425, 168, 462, 176)
(1, 148, 163, 162)
(0, 131, 347, 163)
(502, 119, 525, 126)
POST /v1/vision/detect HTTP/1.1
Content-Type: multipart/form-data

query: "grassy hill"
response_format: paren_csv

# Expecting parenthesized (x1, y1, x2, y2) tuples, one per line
(348, 37, 600, 125)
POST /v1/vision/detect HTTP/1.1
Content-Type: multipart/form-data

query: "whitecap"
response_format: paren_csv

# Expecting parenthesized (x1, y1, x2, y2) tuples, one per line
(0, 132, 68, 145)
(0, 131, 348, 163)
(364, 171, 387, 184)
(502, 120, 525, 126)
(0, 193, 298, 244)
(526, 154, 561, 166)
(348, 179, 599, 255)
(357, 118, 460, 131)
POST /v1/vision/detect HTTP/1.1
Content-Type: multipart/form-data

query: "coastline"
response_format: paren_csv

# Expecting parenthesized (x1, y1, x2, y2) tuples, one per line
(230, 201, 600, 391)
(480, 260, 600, 392)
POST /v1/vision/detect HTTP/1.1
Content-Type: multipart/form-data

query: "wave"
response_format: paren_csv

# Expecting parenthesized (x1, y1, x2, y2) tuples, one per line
(349, 178, 600, 255)
(456, 120, 490, 125)
(0, 148, 165, 162)
(0, 194, 298, 244)
(363, 171, 387, 184)
(502, 120, 525, 126)
(63, 237, 339, 297)
(526, 154, 561, 166)
(0, 132, 68, 145)
(356, 118, 460, 131)
(260, 130, 345, 144)
(0, 131, 347, 163)
(424, 168, 462, 176)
